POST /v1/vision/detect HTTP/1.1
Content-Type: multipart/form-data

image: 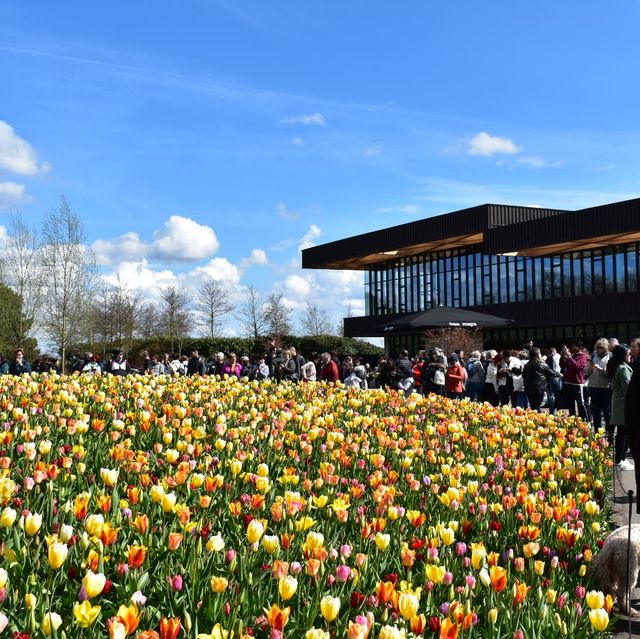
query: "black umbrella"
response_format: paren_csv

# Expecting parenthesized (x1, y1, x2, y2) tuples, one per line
(380, 306, 513, 332)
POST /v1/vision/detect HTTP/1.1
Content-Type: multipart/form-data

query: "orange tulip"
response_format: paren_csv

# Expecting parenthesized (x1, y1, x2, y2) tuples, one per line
(159, 618, 181, 639)
(513, 580, 531, 606)
(489, 566, 508, 593)
(127, 545, 147, 569)
(131, 515, 149, 535)
(410, 613, 427, 634)
(439, 618, 459, 639)
(136, 632, 160, 639)
(265, 605, 290, 631)
(167, 533, 183, 551)
(116, 604, 140, 634)
(99, 523, 120, 546)
(376, 581, 395, 604)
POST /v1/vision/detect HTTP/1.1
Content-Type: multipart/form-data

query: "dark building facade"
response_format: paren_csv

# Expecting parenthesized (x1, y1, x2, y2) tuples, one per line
(302, 199, 640, 352)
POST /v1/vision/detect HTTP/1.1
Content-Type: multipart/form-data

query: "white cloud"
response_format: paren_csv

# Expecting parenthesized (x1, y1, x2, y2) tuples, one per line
(239, 248, 269, 270)
(298, 224, 322, 251)
(0, 121, 51, 175)
(292, 137, 305, 145)
(91, 231, 149, 265)
(152, 215, 219, 261)
(193, 257, 242, 285)
(279, 113, 326, 127)
(277, 201, 300, 220)
(364, 144, 384, 156)
(517, 155, 562, 169)
(103, 259, 178, 300)
(285, 274, 312, 297)
(0, 181, 28, 208)
(467, 131, 522, 157)
(375, 204, 423, 216)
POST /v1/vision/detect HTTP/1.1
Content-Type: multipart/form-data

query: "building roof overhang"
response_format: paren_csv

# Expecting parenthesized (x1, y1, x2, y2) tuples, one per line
(302, 198, 640, 269)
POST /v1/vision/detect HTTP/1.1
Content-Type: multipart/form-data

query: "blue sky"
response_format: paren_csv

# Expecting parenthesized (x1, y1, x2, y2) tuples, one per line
(1, 1, 639, 337)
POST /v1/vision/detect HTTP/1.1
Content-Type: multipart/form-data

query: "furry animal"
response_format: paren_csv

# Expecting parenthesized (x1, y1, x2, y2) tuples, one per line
(590, 524, 640, 616)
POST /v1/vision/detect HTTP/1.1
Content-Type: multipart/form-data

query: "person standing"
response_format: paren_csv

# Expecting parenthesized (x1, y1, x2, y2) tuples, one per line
(320, 352, 340, 383)
(560, 341, 589, 420)
(522, 348, 562, 412)
(586, 338, 612, 432)
(625, 337, 640, 512)
(445, 354, 465, 400)
(607, 345, 634, 470)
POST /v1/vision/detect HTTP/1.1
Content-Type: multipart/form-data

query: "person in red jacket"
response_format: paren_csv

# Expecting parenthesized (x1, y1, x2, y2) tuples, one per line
(560, 341, 589, 420)
(445, 353, 465, 399)
(320, 352, 340, 383)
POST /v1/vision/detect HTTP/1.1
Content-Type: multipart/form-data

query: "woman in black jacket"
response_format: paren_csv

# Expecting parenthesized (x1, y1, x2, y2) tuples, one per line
(522, 348, 562, 412)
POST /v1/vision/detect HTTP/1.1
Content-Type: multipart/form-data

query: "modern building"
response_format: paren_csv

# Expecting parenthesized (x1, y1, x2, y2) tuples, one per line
(302, 198, 640, 353)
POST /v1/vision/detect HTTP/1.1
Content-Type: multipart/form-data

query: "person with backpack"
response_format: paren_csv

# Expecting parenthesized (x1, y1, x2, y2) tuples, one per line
(464, 350, 485, 402)
(423, 349, 446, 396)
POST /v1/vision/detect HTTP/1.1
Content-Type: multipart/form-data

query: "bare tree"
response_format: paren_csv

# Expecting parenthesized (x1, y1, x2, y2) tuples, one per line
(299, 303, 333, 336)
(137, 302, 161, 340)
(0, 213, 44, 347)
(159, 286, 192, 354)
(264, 292, 293, 337)
(40, 197, 96, 372)
(235, 285, 267, 338)
(195, 279, 233, 339)
(338, 302, 354, 337)
(89, 278, 144, 353)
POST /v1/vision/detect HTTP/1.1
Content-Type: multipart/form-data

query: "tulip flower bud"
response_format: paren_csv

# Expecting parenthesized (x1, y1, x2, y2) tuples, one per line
(320, 595, 340, 622)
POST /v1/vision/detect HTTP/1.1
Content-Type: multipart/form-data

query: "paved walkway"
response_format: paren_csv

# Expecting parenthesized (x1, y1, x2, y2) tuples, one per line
(610, 461, 639, 638)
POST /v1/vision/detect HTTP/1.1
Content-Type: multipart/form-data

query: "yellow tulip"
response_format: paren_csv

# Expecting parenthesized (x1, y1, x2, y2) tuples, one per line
(0, 568, 7, 588)
(257, 463, 269, 477)
(306, 630, 330, 639)
(100, 467, 119, 487)
(320, 595, 340, 622)
(586, 590, 605, 610)
(398, 592, 420, 620)
(588, 608, 609, 632)
(262, 535, 280, 554)
(210, 576, 229, 593)
(246, 519, 264, 544)
(84, 514, 104, 536)
(425, 563, 445, 584)
(278, 575, 298, 601)
(74, 600, 101, 627)
(48, 542, 69, 570)
(25, 593, 37, 609)
(24, 512, 42, 537)
(305, 531, 324, 550)
(41, 612, 62, 637)
(206, 533, 225, 552)
(379, 626, 406, 639)
(0, 507, 16, 527)
(375, 532, 390, 551)
(488, 608, 498, 624)
(83, 571, 107, 599)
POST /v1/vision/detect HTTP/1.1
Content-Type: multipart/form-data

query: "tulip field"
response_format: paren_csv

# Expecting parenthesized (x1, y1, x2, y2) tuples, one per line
(0, 373, 615, 638)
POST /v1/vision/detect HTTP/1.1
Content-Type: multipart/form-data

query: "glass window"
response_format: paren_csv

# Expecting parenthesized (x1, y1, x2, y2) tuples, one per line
(628, 245, 638, 292)
(491, 257, 500, 304)
(604, 250, 614, 293)
(543, 257, 552, 298)
(562, 254, 573, 297)
(582, 251, 592, 295)
(572, 252, 583, 296)
(516, 257, 525, 302)
(534, 258, 543, 300)
(616, 250, 626, 292)
(593, 251, 603, 294)
(552, 257, 562, 298)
